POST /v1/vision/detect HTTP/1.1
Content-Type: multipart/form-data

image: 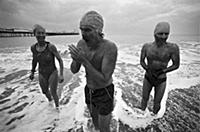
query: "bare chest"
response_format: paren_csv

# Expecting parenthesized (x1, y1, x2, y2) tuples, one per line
(147, 46, 171, 61)
(81, 43, 104, 61)
(85, 48, 104, 62)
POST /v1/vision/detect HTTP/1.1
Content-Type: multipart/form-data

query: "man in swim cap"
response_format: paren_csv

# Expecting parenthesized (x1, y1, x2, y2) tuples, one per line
(139, 22, 180, 116)
(69, 11, 118, 132)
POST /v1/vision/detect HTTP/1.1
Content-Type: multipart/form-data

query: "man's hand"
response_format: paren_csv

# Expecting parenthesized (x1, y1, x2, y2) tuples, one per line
(59, 75, 64, 83)
(146, 68, 165, 78)
(68, 44, 87, 63)
(156, 70, 165, 76)
(29, 73, 34, 80)
(146, 68, 158, 78)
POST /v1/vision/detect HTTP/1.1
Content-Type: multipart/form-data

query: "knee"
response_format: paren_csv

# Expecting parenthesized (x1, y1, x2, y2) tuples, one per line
(49, 84, 58, 94)
(154, 102, 160, 107)
(154, 102, 161, 107)
(49, 81, 58, 94)
(99, 124, 110, 132)
(40, 87, 48, 94)
(50, 91, 56, 97)
(142, 95, 149, 102)
(98, 115, 111, 132)
(99, 127, 110, 132)
(153, 104, 161, 114)
(154, 97, 162, 105)
(50, 87, 58, 98)
(142, 91, 150, 101)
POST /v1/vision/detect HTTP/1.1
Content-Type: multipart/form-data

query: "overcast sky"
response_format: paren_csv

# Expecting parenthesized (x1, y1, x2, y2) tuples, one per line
(0, 0, 199, 37)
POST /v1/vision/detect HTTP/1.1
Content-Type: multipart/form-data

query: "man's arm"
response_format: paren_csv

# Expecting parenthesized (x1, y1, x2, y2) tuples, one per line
(163, 44, 180, 73)
(140, 44, 148, 70)
(83, 43, 118, 86)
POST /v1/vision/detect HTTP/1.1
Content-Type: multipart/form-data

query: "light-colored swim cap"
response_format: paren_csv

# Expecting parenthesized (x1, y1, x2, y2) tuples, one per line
(154, 22, 170, 35)
(80, 11, 104, 33)
(33, 24, 46, 35)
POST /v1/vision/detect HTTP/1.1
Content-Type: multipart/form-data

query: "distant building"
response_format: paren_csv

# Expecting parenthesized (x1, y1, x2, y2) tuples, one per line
(0, 28, 14, 32)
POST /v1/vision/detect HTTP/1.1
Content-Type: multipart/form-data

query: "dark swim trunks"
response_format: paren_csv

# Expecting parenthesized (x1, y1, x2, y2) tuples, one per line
(145, 74, 166, 87)
(85, 84, 114, 115)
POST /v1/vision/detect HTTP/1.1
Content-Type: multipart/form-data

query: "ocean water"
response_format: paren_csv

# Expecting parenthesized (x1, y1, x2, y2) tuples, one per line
(0, 35, 199, 132)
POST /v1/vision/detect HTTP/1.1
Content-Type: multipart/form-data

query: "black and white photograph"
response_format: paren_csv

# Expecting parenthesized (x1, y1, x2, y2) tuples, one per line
(0, 0, 199, 131)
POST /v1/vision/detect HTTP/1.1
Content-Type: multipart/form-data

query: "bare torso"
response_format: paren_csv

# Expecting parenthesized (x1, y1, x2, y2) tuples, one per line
(144, 42, 177, 78)
(78, 39, 116, 89)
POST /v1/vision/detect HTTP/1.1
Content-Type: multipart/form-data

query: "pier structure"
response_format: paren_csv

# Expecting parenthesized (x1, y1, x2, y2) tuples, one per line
(0, 28, 79, 37)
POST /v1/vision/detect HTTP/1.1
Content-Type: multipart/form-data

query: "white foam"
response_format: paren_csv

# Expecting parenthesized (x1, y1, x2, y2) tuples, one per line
(0, 41, 200, 131)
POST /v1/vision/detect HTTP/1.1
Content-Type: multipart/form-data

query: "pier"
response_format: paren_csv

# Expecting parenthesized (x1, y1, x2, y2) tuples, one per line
(0, 28, 79, 37)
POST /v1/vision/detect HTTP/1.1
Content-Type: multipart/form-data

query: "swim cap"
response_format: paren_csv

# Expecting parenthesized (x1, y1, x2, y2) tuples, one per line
(154, 22, 170, 35)
(33, 24, 46, 35)
(80, 11, 104, 33)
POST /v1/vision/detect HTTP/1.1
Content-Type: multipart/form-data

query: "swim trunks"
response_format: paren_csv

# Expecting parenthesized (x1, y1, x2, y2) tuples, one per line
(145, 74, 166, 87)
(85, 83, 114, 115)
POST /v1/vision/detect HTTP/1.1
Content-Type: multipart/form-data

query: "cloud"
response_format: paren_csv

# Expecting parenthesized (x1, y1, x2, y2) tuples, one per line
(0, 0, 20, 15)
(0, 0, 199, 36)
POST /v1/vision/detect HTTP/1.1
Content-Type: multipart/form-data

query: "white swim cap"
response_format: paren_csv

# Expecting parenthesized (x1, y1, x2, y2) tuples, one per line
(80, 11, 104, 33)
(154, 22, 170, 35)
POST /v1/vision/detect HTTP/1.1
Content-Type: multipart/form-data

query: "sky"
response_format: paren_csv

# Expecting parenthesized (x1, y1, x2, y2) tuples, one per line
(0, 0, 200, 38)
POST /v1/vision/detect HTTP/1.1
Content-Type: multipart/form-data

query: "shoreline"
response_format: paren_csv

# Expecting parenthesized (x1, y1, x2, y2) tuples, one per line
(118, 83, 200, 131)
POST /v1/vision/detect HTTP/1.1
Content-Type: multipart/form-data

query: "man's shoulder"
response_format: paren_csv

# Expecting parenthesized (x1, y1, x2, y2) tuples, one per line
(77, 39, 86, 48)
(47, 42, 55, 48)
(167, 42, 179, 49)
(142, 42, 152, 48)
(167, 42, 178, 47)
(78, 39, 85, 44)
(103, 39, 118, 51)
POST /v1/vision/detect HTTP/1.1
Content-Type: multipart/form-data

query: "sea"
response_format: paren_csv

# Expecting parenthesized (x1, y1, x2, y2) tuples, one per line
(0, 34, 199, 132)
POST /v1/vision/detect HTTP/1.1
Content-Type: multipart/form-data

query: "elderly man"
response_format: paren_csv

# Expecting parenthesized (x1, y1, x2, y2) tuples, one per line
(69, 11, 118, 132)
(140, 22, 180, 115)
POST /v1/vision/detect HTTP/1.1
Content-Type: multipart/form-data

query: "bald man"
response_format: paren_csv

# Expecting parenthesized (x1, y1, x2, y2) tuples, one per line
(69, 11, 117, 132)
(140, 22, 180, 115)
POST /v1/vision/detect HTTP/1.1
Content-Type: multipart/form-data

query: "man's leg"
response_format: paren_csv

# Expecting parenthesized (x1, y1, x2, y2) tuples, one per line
(49, 70, 59, 107)
(88, 104, 99, 130)
(153, 81, 166, 114)
(141, 78, 153, 111)
(98, 113, 112, 132)
(39, 74, 52, 101)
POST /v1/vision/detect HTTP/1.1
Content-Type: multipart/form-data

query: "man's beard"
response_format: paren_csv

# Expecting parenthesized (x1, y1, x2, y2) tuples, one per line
(82, 35, 89, 42)
(154, 35, 167, 44)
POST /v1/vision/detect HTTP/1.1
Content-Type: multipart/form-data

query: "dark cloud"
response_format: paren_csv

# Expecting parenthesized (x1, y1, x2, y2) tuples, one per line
(0, 0, 199, 36)
(0, 0, 19, 14)
(175, 0, 200, 6)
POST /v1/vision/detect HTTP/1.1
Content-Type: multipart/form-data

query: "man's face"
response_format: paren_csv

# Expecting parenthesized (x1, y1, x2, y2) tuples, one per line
(155, 32, 169, 43)
(80, 25, 98, 43)
(35, 29, 46, 43)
